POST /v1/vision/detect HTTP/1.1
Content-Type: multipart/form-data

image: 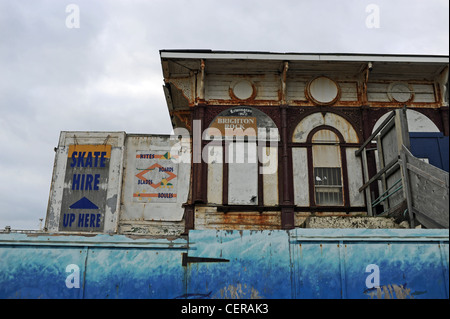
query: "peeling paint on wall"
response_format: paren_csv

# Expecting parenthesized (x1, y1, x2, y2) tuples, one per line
(364, 283, 415, 299)
(214, 284, 263, 299)
(0, 229, 448, 299)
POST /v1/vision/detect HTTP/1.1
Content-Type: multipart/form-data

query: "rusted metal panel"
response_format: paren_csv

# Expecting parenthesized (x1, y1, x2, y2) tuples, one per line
(291, 228, 449, 298)
(0, 233, 188, 299)
(185, 229, 292, 299)
(1, 229, 448, 299)
(118, 220, 185, 236)
(194, 207, 281, 230)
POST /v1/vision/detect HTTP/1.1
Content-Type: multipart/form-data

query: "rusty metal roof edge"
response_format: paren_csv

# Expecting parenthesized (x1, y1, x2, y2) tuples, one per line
(160, 50, 449, 64)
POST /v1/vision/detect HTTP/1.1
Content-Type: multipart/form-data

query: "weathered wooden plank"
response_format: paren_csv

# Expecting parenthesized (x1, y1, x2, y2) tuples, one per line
(381, 125, 399, 164)
(413, 93, 436, 103)
(401, 146, 449, 228)
(367, 83, 389, 101)
(407, 163, 447, 188)
(405, 147, 449, 186)
(400, 150, 415, 227)
(411, 84, 436, 103)
(339, 82, 358, 101)
(409, 172, 449, 228)
(386, 168, 404, 209)
(358, 158, 399, 192)
(362, 149, 373, 216)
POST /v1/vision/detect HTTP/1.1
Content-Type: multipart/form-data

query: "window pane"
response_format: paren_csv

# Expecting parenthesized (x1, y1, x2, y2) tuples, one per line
(314, 167, 343, 205)
(228, 142, 258, 205)
(314, 167, 341, 186)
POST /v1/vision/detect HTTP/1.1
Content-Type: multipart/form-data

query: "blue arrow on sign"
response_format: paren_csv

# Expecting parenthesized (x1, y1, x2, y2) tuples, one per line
(69, 197, 99, 210)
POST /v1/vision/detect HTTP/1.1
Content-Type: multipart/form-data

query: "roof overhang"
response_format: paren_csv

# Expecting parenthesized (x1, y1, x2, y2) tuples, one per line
(160, 49, 449, 81)
(160, 50, 449, 64)
(160, 50, 449, 128)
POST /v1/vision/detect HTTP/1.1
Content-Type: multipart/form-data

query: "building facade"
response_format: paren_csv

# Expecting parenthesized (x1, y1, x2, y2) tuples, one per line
(43, 50, 449, 236)
(2, 51, 448, 300)
(161, 50, 449, 232)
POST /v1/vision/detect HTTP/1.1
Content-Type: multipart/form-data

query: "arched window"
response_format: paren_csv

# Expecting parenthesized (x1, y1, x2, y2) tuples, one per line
(311, 129, 343, 206)
(204, 106, 279, 207)
(291, 112, 365, 211)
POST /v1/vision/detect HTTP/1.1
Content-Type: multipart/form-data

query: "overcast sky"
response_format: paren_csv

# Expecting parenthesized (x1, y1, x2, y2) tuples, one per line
(0, 0, 448, 230)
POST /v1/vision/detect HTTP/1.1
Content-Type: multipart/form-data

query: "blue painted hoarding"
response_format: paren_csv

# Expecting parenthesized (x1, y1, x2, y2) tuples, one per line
(0, 229, 448, 299)
(410, 132, 449, 172)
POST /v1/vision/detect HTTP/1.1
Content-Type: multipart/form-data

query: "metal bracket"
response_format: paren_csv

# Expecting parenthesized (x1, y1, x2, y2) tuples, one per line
(182, 253, 229, 266)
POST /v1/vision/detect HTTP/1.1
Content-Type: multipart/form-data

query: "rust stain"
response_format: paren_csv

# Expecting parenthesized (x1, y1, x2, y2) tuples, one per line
(364, 284, 414, 299)
(170, 110, 192, 131)
(215, 283, 263, 299)
(202, 99, 368, 107)
(222, 213, 277, 228)
(367, 102, 442, 108)
(199, 97, 442, 108)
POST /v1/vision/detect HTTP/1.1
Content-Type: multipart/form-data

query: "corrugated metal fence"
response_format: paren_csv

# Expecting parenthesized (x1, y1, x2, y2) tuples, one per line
(0, 229, 448, 299)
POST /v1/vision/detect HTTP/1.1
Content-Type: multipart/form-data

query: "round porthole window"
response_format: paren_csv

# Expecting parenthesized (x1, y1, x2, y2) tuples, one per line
(388, 82, 413, 103)
(307, 76, 340, 105)
(230, 80, 255, 100)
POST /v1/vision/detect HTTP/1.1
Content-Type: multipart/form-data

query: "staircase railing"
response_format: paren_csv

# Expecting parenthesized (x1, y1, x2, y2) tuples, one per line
(356, 108, 449, 228)
(399, 145, 449, 228)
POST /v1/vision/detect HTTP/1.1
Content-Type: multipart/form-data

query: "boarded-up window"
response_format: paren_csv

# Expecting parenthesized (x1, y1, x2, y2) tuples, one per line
(227, 141, 258, 205)
(312, 130, 343, 206)
(204, 106, 279, 207)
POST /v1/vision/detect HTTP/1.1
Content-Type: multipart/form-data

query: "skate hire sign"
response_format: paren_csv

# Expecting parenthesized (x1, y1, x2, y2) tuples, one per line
(59, 144, 111, 231)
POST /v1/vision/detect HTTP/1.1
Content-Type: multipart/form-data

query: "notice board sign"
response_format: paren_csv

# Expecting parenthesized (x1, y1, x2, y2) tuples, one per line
(133, 150, 178, 203)
(209, 116, 257, 137)
(206, 107, 279, 141)
(59, 144, 111, 231)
